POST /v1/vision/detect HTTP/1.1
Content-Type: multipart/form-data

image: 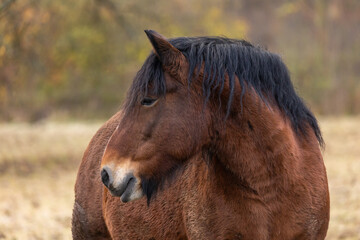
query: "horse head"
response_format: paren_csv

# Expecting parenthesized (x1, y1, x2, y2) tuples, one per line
(100, 31, 215, 203)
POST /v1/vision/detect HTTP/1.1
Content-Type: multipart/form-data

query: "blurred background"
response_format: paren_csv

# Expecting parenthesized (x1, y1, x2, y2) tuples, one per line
(0, 0, 359, 239)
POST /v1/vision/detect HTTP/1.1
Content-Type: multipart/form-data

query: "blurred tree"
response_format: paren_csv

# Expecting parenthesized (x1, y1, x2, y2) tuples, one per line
(0, 0, 359, 121)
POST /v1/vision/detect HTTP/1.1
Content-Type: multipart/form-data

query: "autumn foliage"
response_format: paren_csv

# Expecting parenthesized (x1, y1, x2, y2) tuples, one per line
(0, 0, 359, 121)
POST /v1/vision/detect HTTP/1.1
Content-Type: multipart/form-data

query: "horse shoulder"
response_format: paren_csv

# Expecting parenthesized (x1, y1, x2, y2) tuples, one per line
(72, 111, 122, 239)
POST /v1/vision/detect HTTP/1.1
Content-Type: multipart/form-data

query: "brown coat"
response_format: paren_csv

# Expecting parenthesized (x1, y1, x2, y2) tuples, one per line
(72, 30, 329, 240)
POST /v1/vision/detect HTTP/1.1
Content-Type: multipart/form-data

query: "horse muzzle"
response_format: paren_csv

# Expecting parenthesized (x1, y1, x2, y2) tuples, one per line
(101, 165, 144, 202)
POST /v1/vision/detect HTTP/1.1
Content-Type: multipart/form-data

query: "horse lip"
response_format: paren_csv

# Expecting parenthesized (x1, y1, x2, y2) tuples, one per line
(120, 177, 137, 202)
(108, 174, 136, 198)
(108, 185, 124, 197)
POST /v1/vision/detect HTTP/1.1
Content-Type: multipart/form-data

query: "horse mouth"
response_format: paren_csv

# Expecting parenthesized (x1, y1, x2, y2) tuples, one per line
(101, 166, 144, 202)
(108, 176, 143, 203)
(109, 177, 134, 200)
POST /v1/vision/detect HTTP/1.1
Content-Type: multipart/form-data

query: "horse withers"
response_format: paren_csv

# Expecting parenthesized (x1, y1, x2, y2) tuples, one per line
(72, 30, 330, 239)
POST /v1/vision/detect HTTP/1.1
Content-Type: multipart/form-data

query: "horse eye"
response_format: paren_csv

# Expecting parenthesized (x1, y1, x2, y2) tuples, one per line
(141, 97, 157, 106)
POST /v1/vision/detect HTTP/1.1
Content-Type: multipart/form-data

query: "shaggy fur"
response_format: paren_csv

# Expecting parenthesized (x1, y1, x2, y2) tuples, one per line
(127, 36, 323, 146)
(72, 31, 329, 240)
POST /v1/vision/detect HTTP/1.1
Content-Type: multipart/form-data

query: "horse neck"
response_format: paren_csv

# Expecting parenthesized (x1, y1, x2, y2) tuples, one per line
(212, 90, 303, 198)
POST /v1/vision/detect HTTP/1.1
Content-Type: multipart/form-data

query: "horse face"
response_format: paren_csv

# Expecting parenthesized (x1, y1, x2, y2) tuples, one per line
(100, 31, 210, 203)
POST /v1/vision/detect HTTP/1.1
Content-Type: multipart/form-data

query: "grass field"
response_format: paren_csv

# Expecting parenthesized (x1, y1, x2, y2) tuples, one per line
(0, 117, 359, 239)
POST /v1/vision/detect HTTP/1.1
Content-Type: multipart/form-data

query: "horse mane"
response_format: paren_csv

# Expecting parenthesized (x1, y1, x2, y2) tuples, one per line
(127, 36, 324, 147)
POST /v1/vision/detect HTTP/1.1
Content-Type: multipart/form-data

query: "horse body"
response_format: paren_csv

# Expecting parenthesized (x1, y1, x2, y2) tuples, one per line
(72, 112, 121, 239)
(72, 30, 329, 239)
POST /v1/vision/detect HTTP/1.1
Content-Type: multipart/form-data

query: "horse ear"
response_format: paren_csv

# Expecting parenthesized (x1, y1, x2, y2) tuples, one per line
(144, 30, 187, 81)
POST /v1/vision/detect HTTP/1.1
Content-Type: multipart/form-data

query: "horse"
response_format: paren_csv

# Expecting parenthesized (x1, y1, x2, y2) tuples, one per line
(72, 30, 330, 240)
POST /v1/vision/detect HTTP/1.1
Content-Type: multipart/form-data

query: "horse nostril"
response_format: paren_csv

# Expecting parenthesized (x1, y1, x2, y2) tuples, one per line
(101, 168, 112, 188)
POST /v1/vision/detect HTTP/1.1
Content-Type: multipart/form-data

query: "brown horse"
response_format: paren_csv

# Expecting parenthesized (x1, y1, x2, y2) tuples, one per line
(72, 30, 329, 239)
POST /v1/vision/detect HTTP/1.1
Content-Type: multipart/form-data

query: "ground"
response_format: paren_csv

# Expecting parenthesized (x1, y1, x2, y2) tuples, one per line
(0, 117, 359, 239)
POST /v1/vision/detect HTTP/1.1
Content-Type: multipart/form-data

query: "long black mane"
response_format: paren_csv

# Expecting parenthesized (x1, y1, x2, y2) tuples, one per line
(127, 36, 324, 147)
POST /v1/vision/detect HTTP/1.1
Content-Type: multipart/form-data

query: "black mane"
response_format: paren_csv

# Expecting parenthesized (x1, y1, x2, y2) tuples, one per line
(127, 36, 323, 147)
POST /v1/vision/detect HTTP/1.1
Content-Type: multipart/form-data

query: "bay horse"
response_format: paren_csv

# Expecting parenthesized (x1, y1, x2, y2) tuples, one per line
(72, 30, 330, 239)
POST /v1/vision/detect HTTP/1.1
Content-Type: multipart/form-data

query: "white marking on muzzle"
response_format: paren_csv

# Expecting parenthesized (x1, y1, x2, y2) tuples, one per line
(102, 159, 144, 202)
(112, 161, 133, 189)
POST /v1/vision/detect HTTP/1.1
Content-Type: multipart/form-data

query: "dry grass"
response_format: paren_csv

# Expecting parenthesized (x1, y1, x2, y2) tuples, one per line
(320, 117, 360, 240)
(0, 118, 359, 239)
(0, 122, 100, 240)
